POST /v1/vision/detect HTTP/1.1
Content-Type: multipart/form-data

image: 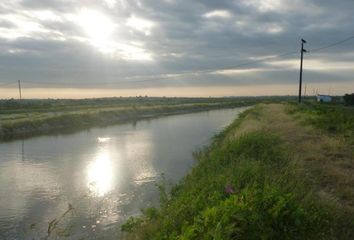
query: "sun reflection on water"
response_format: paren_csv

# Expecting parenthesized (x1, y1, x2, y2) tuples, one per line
(97, 137, 111, 143)
(87, 150, 114, 196)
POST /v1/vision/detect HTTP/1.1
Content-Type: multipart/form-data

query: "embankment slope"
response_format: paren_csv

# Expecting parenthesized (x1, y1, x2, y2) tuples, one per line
(0, 102, 248, 141)
(122, 103, 354, 239)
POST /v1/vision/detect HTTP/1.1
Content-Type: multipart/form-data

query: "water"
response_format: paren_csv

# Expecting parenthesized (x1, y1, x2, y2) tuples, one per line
(0, 107, 247, 239)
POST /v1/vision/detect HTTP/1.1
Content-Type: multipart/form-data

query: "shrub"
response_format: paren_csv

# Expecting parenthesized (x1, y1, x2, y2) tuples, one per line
(343, 93, 354, 106)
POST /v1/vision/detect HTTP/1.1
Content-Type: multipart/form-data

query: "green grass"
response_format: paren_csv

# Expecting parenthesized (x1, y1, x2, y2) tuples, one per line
(121, 108, 339, 240)
(287, 103, 354, 142)
(284, 103, 354, 224)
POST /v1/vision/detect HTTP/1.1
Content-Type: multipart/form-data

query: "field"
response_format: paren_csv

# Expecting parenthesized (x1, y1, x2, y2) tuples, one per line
(0, 96, 296, 141)
(121, 103, 354, 239)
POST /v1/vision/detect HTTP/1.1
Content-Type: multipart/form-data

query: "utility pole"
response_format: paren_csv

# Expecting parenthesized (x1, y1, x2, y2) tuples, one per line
(298, 39, 307, 103)
(18, 80, 22, 101)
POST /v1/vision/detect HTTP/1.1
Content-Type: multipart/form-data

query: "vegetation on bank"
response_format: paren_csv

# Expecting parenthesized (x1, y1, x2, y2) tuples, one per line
(286, 103, 354, 212)
(343, 93, 354, 106)
(0, 96, 296, 141)
(0, 96, 301, 112)
(287, 102, 354, 142)
(121, 103, 354, 239)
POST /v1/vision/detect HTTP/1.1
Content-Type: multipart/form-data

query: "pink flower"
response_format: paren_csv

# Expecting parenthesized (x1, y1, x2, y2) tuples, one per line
(225, 183, 235, 194)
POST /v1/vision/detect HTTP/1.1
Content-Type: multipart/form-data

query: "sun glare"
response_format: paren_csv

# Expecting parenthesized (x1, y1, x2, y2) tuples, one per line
(76, 9, 115, 51)
(72, 9, 153, 60)
(87, 150, 114, 196)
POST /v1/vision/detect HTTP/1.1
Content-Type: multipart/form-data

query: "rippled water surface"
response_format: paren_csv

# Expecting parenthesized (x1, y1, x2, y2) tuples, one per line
(0, 107, 247, 239)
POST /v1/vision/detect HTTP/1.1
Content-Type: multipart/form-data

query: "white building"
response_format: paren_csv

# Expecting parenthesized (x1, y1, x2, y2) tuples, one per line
(317, 94, 332, 103)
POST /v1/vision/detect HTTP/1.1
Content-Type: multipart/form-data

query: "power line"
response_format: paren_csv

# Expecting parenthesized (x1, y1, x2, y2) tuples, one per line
(117, 33, 354, 80)
(20, 50, 298, 87)
(202, 50, 297, 73)
(308, 34, 354, 52)
(0, 81, 17, 87)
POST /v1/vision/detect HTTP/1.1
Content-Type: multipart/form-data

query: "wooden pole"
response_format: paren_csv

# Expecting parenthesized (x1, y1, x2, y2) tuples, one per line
(18, 80, 22, 101)
(299, 39, 307, 103)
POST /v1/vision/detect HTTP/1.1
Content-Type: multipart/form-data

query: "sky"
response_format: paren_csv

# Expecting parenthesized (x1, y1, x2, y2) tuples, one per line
(0, 0, 354, 98)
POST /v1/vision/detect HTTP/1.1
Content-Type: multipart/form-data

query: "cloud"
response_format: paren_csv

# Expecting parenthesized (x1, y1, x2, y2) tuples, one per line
(0, 0, 353, 97)
(126, 15, 155, 35)
(104, 0, 117, 8)
(203, 10, 232, 19)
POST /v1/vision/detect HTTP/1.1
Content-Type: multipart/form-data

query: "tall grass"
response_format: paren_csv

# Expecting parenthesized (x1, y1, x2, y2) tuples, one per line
(287, 103, 354, 142)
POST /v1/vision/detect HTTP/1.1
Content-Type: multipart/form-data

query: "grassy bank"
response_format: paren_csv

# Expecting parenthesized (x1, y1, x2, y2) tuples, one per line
(0, 96, 293, 141)
(287, 102, 354, 143)
(286, 103, 354, 211)
(121, 103, 354, 239)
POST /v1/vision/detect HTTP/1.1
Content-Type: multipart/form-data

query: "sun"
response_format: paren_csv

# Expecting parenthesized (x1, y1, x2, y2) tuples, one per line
(76, 9, 115, 52)
(72, 8, 153, 60)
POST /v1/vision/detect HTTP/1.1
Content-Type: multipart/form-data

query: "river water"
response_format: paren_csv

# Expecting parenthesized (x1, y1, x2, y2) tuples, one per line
(0, 107, 247, 239)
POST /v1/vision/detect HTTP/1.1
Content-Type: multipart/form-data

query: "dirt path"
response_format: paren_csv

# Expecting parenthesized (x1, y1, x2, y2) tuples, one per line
(233, 103, 354, 210)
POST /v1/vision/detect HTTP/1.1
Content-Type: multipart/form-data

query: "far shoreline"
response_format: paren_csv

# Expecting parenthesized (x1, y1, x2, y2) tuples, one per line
(0, 100, 254, 142)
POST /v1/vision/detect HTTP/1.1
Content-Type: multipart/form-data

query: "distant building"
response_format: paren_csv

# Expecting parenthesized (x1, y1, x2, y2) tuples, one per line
(317, 94, 332, 103)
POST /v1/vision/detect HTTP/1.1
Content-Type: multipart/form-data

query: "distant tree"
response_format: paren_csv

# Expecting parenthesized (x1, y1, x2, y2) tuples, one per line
(343, 93, 354, 106)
